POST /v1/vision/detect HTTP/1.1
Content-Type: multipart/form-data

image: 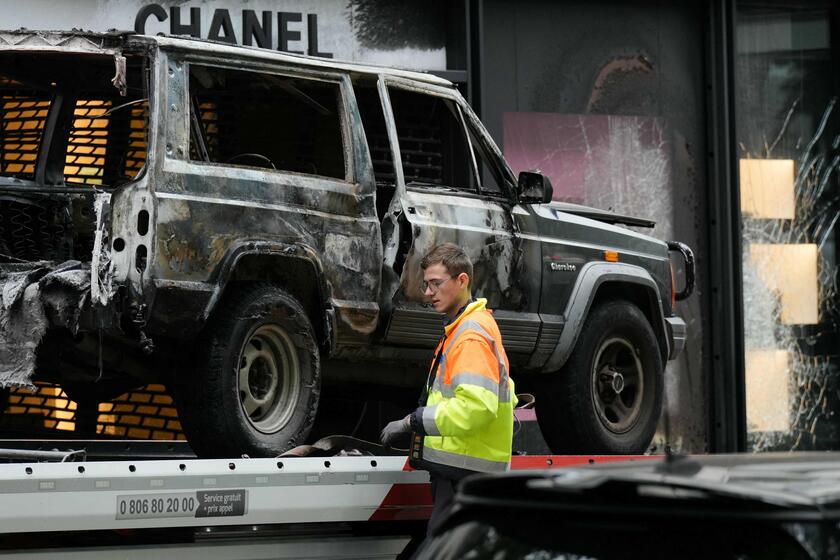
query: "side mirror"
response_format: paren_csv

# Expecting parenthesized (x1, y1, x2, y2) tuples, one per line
(517, 171, 553, 204)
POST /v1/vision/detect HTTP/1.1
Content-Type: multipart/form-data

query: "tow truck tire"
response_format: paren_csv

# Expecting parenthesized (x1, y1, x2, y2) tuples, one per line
(177, 284, 320, 458)
(536, 300, 663, 454)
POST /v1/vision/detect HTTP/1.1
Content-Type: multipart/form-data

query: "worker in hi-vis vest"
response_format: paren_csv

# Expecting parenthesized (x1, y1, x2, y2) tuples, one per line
(380, 243, 517, 535)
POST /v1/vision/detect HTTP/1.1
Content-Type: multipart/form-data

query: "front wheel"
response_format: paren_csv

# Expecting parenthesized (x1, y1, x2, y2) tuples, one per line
(177, 284, 320, 458)
(535, 300, 664, 454)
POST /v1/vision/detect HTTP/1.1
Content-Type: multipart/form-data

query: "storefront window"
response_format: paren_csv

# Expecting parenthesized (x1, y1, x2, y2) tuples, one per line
(735, 4, 840, 450)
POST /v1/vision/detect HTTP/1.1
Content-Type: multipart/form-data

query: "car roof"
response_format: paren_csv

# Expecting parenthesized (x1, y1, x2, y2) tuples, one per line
(457, 452, 840, 512)
(0, 29, 455, 87)
(140, 34, 454, 86)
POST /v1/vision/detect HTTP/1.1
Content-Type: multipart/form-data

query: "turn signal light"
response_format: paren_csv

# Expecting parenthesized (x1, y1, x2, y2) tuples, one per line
(670, 259, 677, 308)
(604, 251, 619, 262)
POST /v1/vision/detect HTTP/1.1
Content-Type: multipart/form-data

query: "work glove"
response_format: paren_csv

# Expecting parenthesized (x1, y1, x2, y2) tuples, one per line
(380, 415, 411, 447)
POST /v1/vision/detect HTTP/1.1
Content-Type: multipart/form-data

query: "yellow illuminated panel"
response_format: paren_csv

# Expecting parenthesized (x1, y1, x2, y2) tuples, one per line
(749, 243, 818, 325)
(740, 159, 795, 219)
(44, 386, 76, 432)
(64, 100, 110, 185)
(1, 97, 50, 177)
(745, 349, 789, 432)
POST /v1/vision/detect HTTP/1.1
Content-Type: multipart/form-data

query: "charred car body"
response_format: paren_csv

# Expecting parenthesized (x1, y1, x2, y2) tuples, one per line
(0, 30, 693, 457)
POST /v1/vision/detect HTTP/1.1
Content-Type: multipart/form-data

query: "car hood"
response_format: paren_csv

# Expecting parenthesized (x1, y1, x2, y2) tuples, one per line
(548, 201, 655, 229)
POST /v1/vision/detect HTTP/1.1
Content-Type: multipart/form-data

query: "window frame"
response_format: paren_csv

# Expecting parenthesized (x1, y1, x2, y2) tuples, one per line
(180, 56, 355, 185)
(381, 76, 511, 201)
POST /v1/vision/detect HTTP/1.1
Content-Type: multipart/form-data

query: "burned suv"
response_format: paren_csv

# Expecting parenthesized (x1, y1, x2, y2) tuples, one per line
(0, 30, 693, 457)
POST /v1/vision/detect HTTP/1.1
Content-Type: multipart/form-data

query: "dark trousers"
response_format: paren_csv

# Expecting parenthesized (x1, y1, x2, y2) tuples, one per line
(403, 463, 476, 559)
(428, 475, 458, 536)
(420, 459, 476, 536)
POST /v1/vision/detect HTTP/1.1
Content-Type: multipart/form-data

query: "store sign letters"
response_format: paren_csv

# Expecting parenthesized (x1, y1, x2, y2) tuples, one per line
(135, 4, 333, 57)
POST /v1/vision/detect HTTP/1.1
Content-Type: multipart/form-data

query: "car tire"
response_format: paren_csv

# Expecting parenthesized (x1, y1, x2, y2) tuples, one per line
(177, 284, 320, 458)
(536, 299, 663, 454)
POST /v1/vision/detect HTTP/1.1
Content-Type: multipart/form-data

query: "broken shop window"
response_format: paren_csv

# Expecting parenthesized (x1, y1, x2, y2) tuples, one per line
(503, 112, 673, 236)
(188, 65, 346, 181)
(736, 5, 840, 451)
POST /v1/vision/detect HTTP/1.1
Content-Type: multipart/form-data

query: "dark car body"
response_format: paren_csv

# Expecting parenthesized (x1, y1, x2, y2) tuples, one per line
(417, 453, 840, 559)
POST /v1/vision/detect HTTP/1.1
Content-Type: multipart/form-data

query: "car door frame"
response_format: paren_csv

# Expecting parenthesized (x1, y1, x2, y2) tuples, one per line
(376, 75, 541, 357)
(155, 49, 383, 346)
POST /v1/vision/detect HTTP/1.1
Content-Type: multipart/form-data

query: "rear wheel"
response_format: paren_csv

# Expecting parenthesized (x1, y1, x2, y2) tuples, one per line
(177, 284, 320, 458)
(535, 300, 663, 454)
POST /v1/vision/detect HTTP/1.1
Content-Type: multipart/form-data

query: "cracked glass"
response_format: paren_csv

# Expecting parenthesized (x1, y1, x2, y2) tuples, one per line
(736, 3, 840, 451)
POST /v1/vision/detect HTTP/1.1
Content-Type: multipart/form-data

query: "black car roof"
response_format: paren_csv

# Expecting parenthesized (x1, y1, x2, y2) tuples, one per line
(457, 453, 840, 514)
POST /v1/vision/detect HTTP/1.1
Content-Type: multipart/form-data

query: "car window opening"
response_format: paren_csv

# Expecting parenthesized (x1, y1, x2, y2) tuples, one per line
(0, 52, 149, 264)
(354, 79, 396, 220)
(0, 53, 148, 188)
(188, 65, 346, 181)
(388, 87, 478, 195)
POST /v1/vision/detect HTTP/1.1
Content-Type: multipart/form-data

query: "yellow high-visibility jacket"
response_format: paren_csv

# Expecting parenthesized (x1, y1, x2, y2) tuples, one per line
(411, 299, 517, 473)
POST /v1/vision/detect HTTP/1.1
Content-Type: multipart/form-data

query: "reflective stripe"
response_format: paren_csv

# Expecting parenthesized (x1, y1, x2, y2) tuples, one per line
(440, 372, 500, 399)
(422, 446, 509, 473)
(422, 405, 441, 436)
(500, 379, 510, 402)
(444, 318, 512, 403)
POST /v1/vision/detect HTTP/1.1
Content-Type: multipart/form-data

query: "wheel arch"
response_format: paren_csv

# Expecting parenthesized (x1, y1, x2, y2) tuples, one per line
(542, 262, 670, 372)
(203, 241, 332, 349)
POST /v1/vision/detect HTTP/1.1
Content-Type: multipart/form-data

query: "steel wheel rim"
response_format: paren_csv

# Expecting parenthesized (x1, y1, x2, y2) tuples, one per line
(591, 336, 644, 434)
(237, 324, 300, 434)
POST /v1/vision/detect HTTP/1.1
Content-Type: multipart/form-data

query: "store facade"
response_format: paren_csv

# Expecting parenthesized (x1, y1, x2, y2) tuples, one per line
(735, 2, 840, 451)
(479, 0, 840, 453)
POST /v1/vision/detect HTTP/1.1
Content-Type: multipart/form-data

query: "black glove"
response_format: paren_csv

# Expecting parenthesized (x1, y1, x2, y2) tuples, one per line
(380, 415, 411, 447)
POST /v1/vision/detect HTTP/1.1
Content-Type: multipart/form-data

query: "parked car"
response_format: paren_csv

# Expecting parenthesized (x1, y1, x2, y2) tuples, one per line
(414, 452, 840, 559)
(0, 30, 693, 457)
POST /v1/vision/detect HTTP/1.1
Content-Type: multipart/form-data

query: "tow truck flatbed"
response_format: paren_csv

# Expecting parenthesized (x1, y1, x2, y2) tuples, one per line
(0, 453, 650, 558)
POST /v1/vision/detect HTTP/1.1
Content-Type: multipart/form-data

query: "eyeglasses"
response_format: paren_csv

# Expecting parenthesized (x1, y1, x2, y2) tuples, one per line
(422, 276, 452, 293)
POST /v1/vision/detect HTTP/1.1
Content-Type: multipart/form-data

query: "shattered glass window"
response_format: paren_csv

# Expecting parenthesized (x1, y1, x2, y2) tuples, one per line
(189, 65, 346, 181)
(735, 4, 840, 451)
